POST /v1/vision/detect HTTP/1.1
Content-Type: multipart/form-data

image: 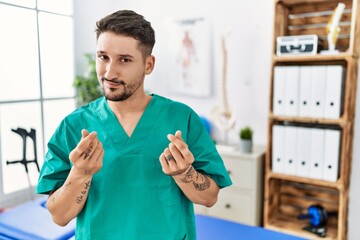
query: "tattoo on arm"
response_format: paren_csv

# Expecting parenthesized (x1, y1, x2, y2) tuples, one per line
(180, 166, 211, 191)
(75, 180, 91, 204)
(49, 182, 72, 204)
(192, 173, 210, 191)
(181, 166, 195, 183)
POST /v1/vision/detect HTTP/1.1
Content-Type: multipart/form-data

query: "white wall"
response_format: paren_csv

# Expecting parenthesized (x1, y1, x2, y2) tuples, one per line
(74, 1, 359, 239)
(119, 0, 273, 146)
(349, 60, 360, 239)
(73, 0, 117, 74)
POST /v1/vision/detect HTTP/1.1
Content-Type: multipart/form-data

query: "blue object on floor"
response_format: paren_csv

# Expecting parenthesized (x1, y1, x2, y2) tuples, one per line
(0, 197, 75, 240)
(196, 214, 308, 240)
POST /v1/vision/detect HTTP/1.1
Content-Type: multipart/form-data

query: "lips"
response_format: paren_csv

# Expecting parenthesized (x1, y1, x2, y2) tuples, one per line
(103, 79, 125, 88)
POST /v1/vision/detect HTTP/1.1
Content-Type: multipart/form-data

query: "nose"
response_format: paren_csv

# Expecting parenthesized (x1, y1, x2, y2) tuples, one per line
(104, 60, 118, 80)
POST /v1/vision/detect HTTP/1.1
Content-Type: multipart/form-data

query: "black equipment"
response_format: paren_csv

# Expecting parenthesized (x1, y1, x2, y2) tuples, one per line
(6, 128, 40, 199)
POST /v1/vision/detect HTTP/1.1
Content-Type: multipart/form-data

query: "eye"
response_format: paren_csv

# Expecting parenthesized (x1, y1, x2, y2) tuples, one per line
(120, 57, 132, 63)
(97, 54, 109, 61)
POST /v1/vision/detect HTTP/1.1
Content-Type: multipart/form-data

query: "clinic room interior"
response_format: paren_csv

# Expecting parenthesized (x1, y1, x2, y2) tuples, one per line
(1, 0, 360, 239)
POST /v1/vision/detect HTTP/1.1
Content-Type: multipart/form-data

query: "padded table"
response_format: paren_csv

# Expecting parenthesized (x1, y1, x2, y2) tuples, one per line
(196, 214, 308, 240)
(0, 197, 75, 240)
(0, 199, 309, 240)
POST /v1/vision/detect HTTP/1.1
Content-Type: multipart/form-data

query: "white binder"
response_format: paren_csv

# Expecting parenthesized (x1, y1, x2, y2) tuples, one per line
(310, 66, 326, 118)
(296, 127, 311, 178)
(309, 128, 325, 179)
(272, 125, 286, 173)
(284, 66, 300, 116)
(324, 65, 344, 119)
(298, 66, 312, 117)
(323, 129, 341, 182)
(283, 126, 297, 175)
(273, 66, 286, 115)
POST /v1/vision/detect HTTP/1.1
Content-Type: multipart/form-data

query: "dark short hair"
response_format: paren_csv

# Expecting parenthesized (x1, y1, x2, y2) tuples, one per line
(95, 10, 155, 58)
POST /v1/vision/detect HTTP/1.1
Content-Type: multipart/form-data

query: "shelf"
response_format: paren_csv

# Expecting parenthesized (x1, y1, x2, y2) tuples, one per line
(266, 172, 342, 190)
(272, 53, 355, 63)
(276, 0, 348, 7)
(265, 0, 359, 239)
(266, 213, 338, 240)
(269, 114, 348, 127)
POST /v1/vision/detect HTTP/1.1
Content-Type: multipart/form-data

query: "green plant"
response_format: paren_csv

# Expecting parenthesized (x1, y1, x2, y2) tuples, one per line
(239, 126, 253, 140)
(73, 53, 102, 106)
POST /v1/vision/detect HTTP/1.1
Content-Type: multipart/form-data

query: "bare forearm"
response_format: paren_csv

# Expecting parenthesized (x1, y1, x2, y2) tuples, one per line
(47, 167, 92, 226)
(173, 166, 219, 207)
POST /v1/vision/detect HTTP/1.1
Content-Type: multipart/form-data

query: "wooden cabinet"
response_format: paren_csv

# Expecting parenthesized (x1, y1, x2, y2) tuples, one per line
(195, 145, 265, 226)
(264, 1, 360, 239)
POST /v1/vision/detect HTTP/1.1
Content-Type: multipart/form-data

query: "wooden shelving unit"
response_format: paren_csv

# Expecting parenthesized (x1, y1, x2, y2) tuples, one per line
(264, 0, 360, 239)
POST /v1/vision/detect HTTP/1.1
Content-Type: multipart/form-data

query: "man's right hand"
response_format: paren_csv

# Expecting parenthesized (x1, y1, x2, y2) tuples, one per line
(69, 129, 104, 176)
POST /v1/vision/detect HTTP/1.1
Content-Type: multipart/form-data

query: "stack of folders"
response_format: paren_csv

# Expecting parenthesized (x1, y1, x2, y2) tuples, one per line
(273, 65, 345, 118)
(272, 124, 341, 182)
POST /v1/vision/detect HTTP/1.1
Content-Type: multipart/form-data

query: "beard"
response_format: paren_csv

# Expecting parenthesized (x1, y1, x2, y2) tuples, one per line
(101, 77, 144, 102)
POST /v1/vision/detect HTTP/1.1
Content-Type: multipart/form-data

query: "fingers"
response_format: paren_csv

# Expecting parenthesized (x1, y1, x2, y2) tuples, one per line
(89, 141, 103, 161)
(168, 143, 182, 163)
(70, 130, 101, 162)
(159, 151, 187, 176)
(175, 130, 182, 140)
(159, 130, 194, 176)
(167, 131, 194, 164)
(81, 129, 89, 139)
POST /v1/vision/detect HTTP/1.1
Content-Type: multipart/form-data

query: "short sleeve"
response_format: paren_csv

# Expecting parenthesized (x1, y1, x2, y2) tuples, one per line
(36, 120, 73, 194)
(186, 111, 232, 189)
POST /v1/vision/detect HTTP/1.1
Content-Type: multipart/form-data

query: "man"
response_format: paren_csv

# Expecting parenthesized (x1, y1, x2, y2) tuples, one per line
(36, 10, 232, 240)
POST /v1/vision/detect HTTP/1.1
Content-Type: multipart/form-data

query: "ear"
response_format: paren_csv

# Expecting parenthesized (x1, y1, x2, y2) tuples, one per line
(144, 55, 155, 75)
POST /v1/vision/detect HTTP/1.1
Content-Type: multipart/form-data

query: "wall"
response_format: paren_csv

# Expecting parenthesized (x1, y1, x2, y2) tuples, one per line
(73, 0, 116, 74)
(74, 0, 273, 146)
(73, 1, 359, 239)
(349, 60, 360, 239)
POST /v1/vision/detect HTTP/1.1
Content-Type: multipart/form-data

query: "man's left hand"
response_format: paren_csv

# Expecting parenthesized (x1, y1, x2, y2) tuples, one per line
(159, 130, 194, 176)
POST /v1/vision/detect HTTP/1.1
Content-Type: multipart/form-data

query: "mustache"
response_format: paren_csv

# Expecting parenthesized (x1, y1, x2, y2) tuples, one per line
(101, 77, 125, 85)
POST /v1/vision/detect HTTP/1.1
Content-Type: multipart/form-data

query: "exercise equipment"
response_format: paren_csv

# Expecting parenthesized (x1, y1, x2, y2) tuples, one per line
(6, 128, 40, 199)
(298, 205, 329, 227)
(298, 205, 337, 238)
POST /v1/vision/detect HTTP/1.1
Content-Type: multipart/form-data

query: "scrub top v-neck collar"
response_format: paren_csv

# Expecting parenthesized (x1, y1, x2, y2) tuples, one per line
(95, 94, 159, 154)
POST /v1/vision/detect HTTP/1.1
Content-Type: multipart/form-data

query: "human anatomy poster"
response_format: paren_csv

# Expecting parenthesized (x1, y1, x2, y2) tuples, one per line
(166, 17, 211, 97)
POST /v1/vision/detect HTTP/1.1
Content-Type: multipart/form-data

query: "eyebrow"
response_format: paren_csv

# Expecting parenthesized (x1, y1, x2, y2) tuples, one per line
(96, 51, 134, 59)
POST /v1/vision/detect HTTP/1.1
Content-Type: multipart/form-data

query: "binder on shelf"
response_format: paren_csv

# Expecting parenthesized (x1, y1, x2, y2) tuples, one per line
(273, 66, 286, 115)
(284, 66, 300, 116)
(324, 65, 344, 119)
(323, 129, 341, 182)
(296, 127, 311, 178)
(310, 66, 326, 118)
(283, 126, 297, 175)
(298, 66, 312, 118)
(309, 128, 325, 179)
(272, 125, 286, 174)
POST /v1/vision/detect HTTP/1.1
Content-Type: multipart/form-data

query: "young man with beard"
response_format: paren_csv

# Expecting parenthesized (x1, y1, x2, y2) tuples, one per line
(37, 10, 232, 240)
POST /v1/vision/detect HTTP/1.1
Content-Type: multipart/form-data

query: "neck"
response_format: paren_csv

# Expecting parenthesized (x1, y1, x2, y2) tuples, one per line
(107, 91, 152, 118)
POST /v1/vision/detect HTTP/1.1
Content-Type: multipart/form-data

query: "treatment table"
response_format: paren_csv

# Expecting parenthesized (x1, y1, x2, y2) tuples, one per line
(0, 197, 308, 240)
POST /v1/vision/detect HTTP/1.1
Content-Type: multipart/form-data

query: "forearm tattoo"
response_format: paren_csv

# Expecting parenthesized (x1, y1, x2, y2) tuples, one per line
(180, 166, 211, 191)
(76, 180, 91, 204)
(193, 174, 211, 191)
(49, 182, 72, 204)
(181, 166, 195, 183)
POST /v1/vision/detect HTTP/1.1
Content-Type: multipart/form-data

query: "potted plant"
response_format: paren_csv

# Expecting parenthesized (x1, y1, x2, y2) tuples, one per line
(239, 126, 253, 153)
(73, 53, 103, 107)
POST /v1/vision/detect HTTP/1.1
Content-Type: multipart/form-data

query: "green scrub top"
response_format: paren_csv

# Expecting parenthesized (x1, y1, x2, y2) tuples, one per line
(36, 94, 232, 240)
